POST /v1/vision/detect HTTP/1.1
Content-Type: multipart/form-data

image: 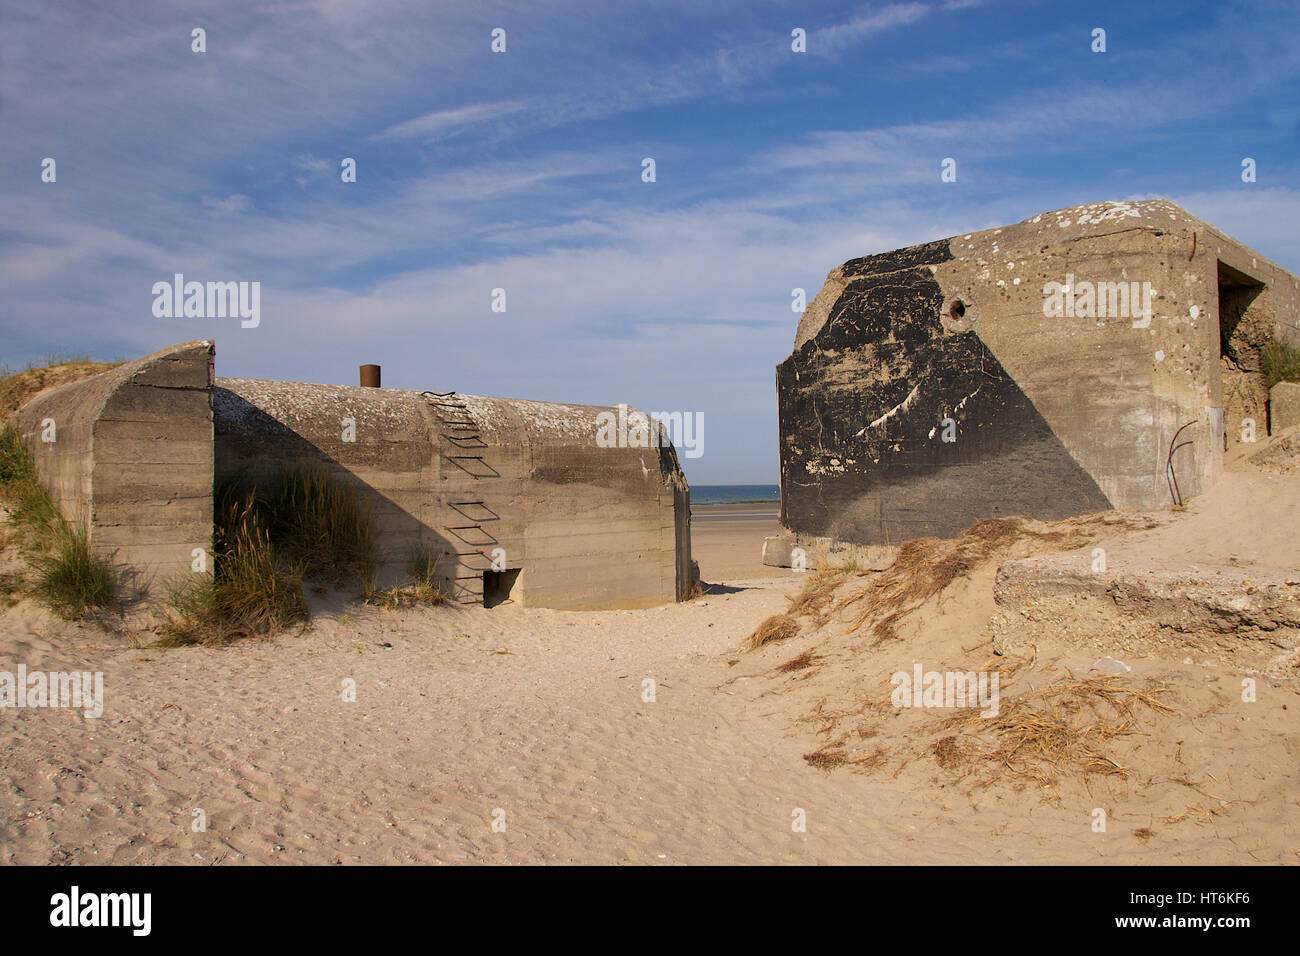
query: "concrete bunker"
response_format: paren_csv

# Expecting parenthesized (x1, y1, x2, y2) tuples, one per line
(15, 342, 695, 611)
(767, 200, 1300, 569)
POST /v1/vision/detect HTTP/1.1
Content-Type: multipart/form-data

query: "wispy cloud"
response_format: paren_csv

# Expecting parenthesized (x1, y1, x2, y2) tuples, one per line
(372, 100, 531, 142)
(812, 3, 931, 54)
(3, 0, 1298, 480)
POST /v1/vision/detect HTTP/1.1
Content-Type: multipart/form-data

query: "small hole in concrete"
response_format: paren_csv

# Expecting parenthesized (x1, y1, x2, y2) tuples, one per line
(948, 299, 966, 321)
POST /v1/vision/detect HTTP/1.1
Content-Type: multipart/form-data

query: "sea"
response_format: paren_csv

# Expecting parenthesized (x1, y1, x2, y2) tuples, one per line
(690, 484, 780, 506)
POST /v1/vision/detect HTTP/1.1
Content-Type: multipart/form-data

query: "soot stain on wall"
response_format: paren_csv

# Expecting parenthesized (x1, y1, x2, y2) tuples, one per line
(777, 243, 1111, 545)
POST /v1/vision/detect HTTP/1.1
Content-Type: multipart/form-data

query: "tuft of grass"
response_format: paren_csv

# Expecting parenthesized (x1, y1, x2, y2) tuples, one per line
(745, 612, 799, 651)
(161, 463, 380, 644)
(1262, 339, 1300, 389)
(803, 748, 849, 772)
(0, 423, 117, 618)
(0, 423, 59, 536)
(161, 496, 307, 645)
(787, 566, 855, 621)
(363, 548, 449, 609)
(778, 649, 820, 673)
(0, 422, 31, 484)
(255, 463, 376, 585)
(30, 522, 118, 619)
(0, 574, 22, 609)
(803, 738, 885, 773)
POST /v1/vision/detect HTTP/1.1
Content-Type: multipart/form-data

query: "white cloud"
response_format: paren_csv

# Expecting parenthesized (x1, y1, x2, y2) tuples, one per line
(202, 194, 254, 216)
(372, 100, 531, 142)
(812, 3, 931, 55)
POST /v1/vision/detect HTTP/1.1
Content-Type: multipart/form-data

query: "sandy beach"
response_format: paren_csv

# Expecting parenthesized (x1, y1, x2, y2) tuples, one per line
(3, 474, 1295, 865)
(691, 502, 781, 583)
(4, 0, 1300, 886)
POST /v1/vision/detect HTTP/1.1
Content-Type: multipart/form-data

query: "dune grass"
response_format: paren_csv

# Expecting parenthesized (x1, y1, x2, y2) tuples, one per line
(0, 423, 58, 535)
(786, 566, 855, 620)
(0, 422, 117, 618)
(162, 462, 378, 645)
(162, 495, 307, 645)
(256, 463, 376, 584)
(30, 522, 118, 618)
(363, 548, 449, 609)
(836, 516, 1109, 643)
(1262, 339, 1300, 389)
(744, 562, 859, 653)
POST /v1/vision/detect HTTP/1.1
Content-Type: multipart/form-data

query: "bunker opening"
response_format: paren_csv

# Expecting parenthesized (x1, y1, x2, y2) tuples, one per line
(1218, 261, 1270, 442)
(483, 567, 522, 608)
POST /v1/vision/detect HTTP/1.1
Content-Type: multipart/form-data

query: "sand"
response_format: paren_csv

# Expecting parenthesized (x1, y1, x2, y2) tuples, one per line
(0, 473, 1296, 865)
(692, 502, 780, 583)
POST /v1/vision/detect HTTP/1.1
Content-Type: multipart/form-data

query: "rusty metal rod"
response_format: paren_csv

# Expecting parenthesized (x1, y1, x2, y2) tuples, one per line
(1165, 419, 1198, 507)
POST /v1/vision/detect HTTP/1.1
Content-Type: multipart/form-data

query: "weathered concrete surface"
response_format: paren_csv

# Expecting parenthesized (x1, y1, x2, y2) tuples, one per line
(15, 344, 693, 611)
(1272, 382, 1300, 434)
(991, 552, 1300, 673)
(214, 378, 441, 581)
(760, 530, 895, 572)
(15, 342, 215, 595)
(777, 200, 1300, 552)
(459, 395, 693, 610)
(216, 380, 694, 610)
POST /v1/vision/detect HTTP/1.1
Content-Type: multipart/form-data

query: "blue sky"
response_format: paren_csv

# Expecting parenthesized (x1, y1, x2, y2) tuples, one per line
(2, 0, 1297, 483)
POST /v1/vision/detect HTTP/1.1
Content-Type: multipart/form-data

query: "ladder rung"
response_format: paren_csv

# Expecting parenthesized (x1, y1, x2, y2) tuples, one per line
(445, 457, 500, 479)
(449, 501, 498, 522)
(448, 526, 498, 546)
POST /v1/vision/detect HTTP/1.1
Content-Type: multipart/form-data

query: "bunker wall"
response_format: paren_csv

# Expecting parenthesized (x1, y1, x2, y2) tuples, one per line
(778, 200, 1300, 549)
(15, 341, 215, 593)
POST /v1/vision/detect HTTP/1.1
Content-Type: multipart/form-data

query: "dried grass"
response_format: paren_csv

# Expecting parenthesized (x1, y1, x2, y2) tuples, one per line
(0, 358, 120, 418)
(833, 514, 1140, 644)
(745, 613, 799, 651)
(363, 549, 449, 609)
(778, 650, 820, 673)
(1165, 805, 1227, 825)
(803, 748, 848, 772)
(935, 674, 1175, 788)
(787, 567, 854, 620)
(804, 739, 887, 773)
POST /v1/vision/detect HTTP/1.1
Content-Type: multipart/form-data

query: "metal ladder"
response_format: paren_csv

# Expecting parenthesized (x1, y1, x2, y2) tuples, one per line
(421, 391, 499, 605)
